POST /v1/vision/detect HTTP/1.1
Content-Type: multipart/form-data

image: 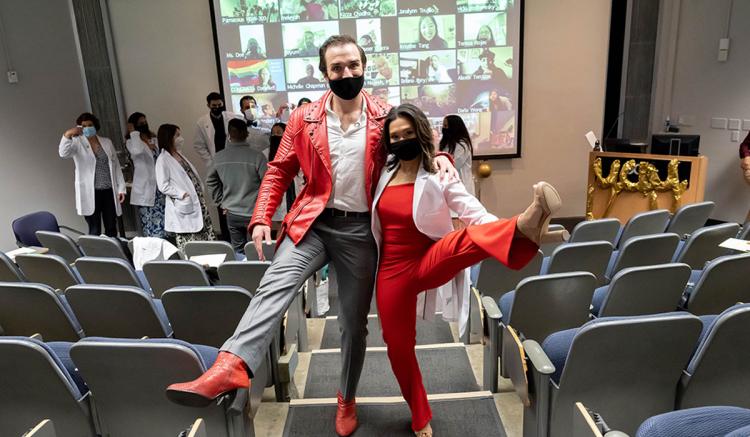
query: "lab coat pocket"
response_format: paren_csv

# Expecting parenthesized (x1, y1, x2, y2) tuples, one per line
(174, 196, 195, 215)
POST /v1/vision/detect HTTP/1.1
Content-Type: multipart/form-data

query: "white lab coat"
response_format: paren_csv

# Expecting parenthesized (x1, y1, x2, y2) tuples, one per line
(125, 131, 158, 207)
(371, 164, 497, 335)
(193, 111, 245, 166)
(155, 152, 204, 233)
(58, 135, 126, 217)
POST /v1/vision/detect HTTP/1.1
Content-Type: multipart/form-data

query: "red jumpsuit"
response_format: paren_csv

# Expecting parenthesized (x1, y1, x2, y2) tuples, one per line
(375, 183, 538, 431)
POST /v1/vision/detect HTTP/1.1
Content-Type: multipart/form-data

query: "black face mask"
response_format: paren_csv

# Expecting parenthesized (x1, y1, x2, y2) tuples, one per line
(328, 75, 364, 100)
(441, 127, 449, 137)
(210, 106, 225, 116)
(388, 138, 422, 162)
(135, 123, 150, 135)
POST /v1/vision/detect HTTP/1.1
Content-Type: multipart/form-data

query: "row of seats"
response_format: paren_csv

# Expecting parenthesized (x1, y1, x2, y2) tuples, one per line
(0, 335, 261, 436)
(497, 304, 750, 436)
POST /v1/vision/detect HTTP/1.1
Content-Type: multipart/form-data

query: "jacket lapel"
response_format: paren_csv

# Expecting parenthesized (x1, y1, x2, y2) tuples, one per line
(372, 165, 397, 211)
(413, 165, 430, 219)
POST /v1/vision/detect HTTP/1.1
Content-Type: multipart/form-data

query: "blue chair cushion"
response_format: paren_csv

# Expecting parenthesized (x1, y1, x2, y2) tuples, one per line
(152, 299, 173, 336)
(540, 327, 578, 384)
(498, 291, 515, 325)
(80, 337, 219, 370)
(135, 269, 151, 291)
(48, 341, 89, 395)
(726, 423, 750, 437)
(688, 269, 702, 285)
(636, 406, 750, 437)
(540, 256, 551, 275)
(12, 211, 59, 247)
(56, 294, 83, 334)
(672, 240, 686, 262)
(591, 285, 609, 315)
(606, 250, 619, 277)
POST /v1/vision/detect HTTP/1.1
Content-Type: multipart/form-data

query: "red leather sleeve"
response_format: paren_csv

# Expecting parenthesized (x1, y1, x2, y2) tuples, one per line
(249, 111, 302, 231)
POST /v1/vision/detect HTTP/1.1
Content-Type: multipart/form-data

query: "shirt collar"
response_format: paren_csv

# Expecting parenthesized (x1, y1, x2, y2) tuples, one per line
(326, 95, 368, 126)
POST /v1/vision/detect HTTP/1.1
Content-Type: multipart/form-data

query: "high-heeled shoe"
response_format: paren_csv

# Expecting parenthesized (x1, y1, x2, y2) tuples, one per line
(166, 351, 250, 407)
(517, 181, 569, 244)
(335, 391, 358, 436)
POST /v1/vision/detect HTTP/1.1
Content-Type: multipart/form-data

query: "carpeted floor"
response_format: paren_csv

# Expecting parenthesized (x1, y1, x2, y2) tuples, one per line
(303, 346, 480, 399)
(283, 395, 506, 436)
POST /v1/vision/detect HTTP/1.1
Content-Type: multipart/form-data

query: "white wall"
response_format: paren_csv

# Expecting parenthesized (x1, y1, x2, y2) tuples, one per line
(476, 0, 612, 218)
(652, 0, 750, 223)
(0, 0, 88, 250)
(106, 0, 611, 221)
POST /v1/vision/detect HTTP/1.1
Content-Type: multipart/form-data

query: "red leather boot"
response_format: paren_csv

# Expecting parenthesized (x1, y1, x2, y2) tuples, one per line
(335, 391, 358, 436)
(166, 351, 250, 407)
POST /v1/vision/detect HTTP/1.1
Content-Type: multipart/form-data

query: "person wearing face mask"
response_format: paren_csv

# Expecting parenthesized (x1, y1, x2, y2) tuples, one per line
(155, 123, 216, 250)
(238, 94, 274, 159)
(239, 95, 259, 127)
(193, 92, 244, 168)
(126, 112, 166, 238)
(372, 104, 567, 437)
(206, 119, 268, 254)
(60, 112, 126, 237)
(166, 34, 459, 437)
(439, 115, 474, 196)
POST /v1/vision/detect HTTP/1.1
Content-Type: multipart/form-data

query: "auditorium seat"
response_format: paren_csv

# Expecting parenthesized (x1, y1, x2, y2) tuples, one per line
(738, 222, 750, 240)
(592, 263, 690, 317)
(615, 209, 671, 248)
(11, 211, 83, 248)
(671, 222, 738, 269)
(682, 253, 750, 315)
(70, 337, 257, 437)
(482, 272, 596, 391)
(0, 251, 26, 282)
(569, 218, 621, 245)
(0, 282, 83, 341)
(664, 201, 715, 238)
(15, 253, 81, 291)
(518, 312, 701, 437)
(474, 249, 543, 301)
(77, 235, 130, 261)
(75, 257, 149, 290)
(605, 233, 680, 282)
(35, 230, 83, 265)
(184, 240, 238, 262)
(636, 406, 750, 437)
(218, 260, 269, 294)
(65, 284, 172, 338)
(677, 303, 750, 409)
(244, 240, 276, 261)
(143, 260, 211, 298)
(540, 241, 613, 285)
(0, 337, 96, 436)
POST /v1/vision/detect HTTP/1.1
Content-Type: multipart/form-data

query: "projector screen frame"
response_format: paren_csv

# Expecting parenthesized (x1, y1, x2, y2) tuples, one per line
(207, 0, 524, 159)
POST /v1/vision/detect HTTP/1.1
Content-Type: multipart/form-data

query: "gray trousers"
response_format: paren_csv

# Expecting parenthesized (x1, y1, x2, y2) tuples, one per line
(222, 214, 377, 400)
(226, 212, 251, 253)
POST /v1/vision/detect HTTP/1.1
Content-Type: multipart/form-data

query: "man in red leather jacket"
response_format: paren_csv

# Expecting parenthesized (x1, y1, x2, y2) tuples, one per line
(167, 35, 456, 436)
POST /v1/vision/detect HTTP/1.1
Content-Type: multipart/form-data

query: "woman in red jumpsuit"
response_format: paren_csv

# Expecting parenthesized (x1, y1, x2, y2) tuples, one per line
(373, 104, 567, 436)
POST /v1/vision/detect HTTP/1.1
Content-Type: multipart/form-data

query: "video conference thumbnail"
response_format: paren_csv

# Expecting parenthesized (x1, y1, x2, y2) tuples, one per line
(238, 25, 267, 59)
(363, 53, 400, 87)
(457, 0, 508, 13)
(368, 86, 401, 106)
(279, 0, 339, 22)
(282, 21, 340, 57)
(398, 15, 456, 51)
(355, 18, 396, 52)
(228, 59, 286, 93)
(457, 46, 513, 83)
(397, 0, 456, 16)
(339, 0, 396, 19)
(400, 84, 456, 117)
(285, 57, 328, 90)
(220, 0, 280, 24)
(458, 12, 506, 47)
(399, 50, 456, 85)
(456, 84, 513, 113)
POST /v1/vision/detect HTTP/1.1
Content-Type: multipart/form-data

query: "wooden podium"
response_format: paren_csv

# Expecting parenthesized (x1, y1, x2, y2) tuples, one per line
(586, 151, 708, 223)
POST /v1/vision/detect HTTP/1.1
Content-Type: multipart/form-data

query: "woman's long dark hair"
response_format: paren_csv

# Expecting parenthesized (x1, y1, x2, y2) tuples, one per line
(382, 104, 436, 173)
(439, 114, 473, 158)
(127, 112, 154, 140)
(157, 124, 180, 154)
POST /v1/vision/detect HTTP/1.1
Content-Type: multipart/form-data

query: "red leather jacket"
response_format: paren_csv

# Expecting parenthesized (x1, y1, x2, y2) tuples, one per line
(249, 90, 391, 244)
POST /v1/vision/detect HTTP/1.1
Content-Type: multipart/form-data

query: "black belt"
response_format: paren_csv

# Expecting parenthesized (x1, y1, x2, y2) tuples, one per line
(322, 208, 370, 218)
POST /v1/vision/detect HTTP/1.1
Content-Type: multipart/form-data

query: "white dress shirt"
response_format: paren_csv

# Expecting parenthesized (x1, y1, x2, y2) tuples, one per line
(325, 98, 369, 212)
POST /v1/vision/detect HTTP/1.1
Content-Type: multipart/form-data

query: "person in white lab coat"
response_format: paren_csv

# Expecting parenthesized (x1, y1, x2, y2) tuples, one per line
(156, 123, 216, 250)
(59, 112, 126, 237)
(125, 112, 165, 238)
(371, 104, 566, 436)
(193, 92, 245, 167)
(439, 114, 475, 197)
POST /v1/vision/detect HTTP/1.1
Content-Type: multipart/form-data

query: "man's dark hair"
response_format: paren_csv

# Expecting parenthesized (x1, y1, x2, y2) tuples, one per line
(76, 112, 101, 130)
(297, 97, 312, 107)
(228, 118, 249, 141)
(239, 95, 256, 108)
(318, 34, 367, 75)
(206, 92, 223, 103)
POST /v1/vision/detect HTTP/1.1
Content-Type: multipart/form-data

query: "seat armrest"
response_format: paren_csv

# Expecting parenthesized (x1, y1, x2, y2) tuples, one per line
(482, 295, 502, 392)
(523, 340, 555, 375)
(482, 296, 502, 320)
